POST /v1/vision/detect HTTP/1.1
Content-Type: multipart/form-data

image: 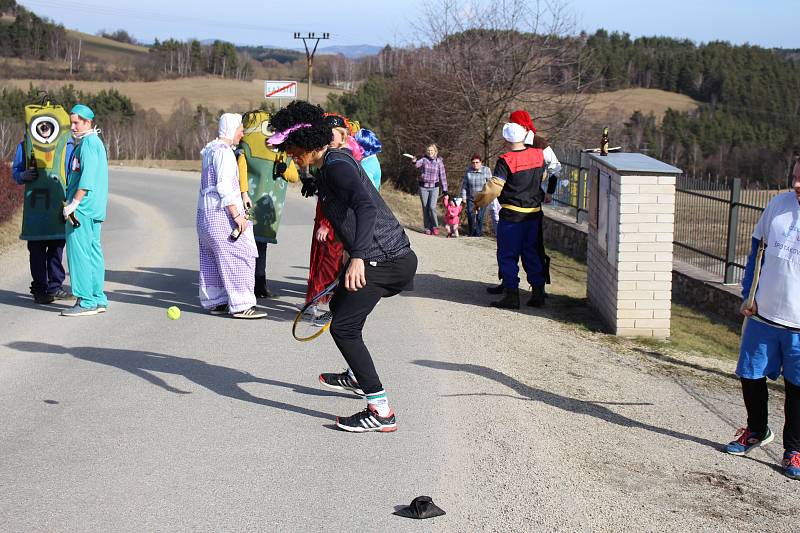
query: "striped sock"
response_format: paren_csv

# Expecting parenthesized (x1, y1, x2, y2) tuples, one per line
(366, 390, 390, 417)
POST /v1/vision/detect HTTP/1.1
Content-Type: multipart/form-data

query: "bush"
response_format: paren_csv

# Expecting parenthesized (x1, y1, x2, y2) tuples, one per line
(0, 162, 23, 224)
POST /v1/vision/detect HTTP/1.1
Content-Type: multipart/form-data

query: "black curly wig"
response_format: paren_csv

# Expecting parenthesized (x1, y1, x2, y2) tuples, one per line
(270, 100, 332, 151)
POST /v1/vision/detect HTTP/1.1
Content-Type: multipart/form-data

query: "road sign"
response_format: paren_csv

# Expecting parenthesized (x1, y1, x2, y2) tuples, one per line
(264, 80, 297, 99)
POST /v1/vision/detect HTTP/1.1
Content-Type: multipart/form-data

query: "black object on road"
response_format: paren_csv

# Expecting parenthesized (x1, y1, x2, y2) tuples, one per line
(393, 496, 446, 519)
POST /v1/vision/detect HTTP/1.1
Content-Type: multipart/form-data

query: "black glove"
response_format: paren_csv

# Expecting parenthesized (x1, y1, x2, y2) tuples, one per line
(273, 161, 287, 180)
(300, 175, 317, 198)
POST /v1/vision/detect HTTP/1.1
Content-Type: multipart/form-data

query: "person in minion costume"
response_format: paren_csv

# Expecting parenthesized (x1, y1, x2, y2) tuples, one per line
(61, 104, 109, 317)
(236, 110, 300, 298)
(12, 98, 74, 304)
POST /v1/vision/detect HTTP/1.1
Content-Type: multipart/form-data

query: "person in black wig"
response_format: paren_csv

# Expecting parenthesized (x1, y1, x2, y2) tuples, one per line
(269, 101, 417, 433)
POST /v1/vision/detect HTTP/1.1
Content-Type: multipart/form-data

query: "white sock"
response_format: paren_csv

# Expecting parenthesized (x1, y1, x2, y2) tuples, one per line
(347, 368, 356, 381)
(366, 390, 391, 417)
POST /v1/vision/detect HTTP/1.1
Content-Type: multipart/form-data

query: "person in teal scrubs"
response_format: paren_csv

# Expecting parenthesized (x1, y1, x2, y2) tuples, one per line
(61, 104, 109, 317)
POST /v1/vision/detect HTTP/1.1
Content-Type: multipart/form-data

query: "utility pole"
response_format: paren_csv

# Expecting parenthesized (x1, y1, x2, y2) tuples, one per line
(293, 32, 330, 101)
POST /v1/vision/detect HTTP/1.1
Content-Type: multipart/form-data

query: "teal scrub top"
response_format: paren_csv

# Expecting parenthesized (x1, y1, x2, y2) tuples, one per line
(67, 133, 108, 222)
(361, 154, 381, 190)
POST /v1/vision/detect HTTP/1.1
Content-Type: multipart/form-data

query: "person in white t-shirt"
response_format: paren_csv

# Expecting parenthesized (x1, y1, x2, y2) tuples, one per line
(724, 161, 800, 481)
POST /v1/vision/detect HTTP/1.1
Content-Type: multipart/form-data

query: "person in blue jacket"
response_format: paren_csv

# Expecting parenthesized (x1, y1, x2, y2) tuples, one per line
(60, 104, 109, 317)
(12, 120, 74, 304)
(354, 128, 382, 190)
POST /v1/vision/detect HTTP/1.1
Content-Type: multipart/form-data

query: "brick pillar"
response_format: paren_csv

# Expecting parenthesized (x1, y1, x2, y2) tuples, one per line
(586, 153, 682, 339)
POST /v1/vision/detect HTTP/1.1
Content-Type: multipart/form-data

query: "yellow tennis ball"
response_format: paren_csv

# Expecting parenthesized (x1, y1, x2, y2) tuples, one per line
(167, 306, 181, 320)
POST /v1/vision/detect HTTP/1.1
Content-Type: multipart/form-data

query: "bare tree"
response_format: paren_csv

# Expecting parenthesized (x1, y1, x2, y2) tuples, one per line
(393, 0, 592, 175)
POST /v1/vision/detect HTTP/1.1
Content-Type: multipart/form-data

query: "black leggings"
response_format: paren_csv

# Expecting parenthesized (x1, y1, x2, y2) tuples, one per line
(741, 377, 800, 452)
(329, 251, 418, 395)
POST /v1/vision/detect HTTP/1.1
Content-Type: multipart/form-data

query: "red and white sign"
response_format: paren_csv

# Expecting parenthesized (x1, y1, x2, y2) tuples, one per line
(264, 80, 297, 99)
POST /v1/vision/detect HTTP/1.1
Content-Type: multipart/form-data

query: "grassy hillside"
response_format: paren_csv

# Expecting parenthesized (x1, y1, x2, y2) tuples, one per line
(583, 88, 699, 123)
(65, 29, 149, 63)
(0, 77, 344, 114)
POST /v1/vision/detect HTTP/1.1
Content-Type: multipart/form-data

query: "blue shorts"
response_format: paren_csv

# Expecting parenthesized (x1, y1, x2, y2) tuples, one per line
(737, 317, 800, 385)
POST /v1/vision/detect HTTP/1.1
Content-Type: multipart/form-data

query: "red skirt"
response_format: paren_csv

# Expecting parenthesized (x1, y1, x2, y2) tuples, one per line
(306, 202, 344, 302)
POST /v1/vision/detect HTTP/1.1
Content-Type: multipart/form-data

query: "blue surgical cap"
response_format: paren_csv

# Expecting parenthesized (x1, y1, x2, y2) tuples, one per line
(70, 104, 95, 121)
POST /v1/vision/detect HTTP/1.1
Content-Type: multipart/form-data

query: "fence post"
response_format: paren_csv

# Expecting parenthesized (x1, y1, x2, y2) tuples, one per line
(723, 178, 741, 284)
(576, 169, 585, 223)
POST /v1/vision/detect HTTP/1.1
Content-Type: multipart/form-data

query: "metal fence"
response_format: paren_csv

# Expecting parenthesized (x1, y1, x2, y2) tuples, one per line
(550, 148, 589, 224)
(546, 149, 781, 286)
(674, 177, 778, 285)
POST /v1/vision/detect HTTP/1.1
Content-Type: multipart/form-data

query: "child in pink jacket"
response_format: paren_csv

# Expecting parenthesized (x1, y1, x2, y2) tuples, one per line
(444, 196, 463, 237)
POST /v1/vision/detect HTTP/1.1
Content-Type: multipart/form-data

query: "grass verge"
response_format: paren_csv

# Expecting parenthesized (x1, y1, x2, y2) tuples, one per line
(0, 208, 23, 255)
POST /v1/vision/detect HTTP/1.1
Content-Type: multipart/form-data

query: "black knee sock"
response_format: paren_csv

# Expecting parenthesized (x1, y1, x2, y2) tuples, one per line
(741, 377, 769, 436)
(784, 379, 800, 452)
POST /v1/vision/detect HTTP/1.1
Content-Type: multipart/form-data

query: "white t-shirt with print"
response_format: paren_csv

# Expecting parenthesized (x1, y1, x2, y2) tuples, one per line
(753, 191, 800, 328)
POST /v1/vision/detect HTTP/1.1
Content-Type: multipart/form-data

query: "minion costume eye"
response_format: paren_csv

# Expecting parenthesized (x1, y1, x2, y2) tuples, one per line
(30, 116, 60, 144)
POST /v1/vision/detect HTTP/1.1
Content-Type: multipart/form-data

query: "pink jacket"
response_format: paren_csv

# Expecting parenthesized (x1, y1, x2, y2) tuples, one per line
(444, 201, 462, 225)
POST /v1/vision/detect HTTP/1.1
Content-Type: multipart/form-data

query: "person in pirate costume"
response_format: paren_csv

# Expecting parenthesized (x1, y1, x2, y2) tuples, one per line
(268, 101, 417, 433)
(475, 121, 552, 309)
(485, 110, 562, 299)
(12, 99, 74, 304)
(235, 110, 300, 298)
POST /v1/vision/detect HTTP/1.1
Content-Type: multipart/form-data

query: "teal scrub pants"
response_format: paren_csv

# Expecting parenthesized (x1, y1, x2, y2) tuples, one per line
(65, 211, 107, 309)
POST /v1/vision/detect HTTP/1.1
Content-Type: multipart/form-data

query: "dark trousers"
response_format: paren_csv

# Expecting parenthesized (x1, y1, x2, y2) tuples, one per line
(741, 377, 800, 452)
(27, 239, 66, 296)
(496, 216, 545, 289)
(329, 251, 418, 395)
(255, 242, 268, 278)
(465, 198, 486, 237)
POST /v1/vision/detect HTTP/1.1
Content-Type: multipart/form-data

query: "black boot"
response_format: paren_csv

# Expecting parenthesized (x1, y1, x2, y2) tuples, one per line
(527, 285, 545, 307)
(486, 283, 504, 295)
(254, 276, 273, 298)
(490, 288, 520, 309)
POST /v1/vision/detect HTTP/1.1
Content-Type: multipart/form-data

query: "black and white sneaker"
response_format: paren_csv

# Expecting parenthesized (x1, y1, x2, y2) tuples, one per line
(319, 371, 365, 396)
(313, 310, 332, 327)
(336, 405, 397, 433)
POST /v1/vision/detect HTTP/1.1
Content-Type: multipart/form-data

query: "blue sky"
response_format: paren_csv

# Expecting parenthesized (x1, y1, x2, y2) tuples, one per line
(18, 0, 799, 49)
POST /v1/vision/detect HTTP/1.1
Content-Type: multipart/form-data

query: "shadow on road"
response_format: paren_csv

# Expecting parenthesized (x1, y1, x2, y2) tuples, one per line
(105, 267, 307, 321)
(413, 359, 722, 450)
(7, 341, 342, 421)
(405, 272, 606, 332)
(0, 289, 74, 313)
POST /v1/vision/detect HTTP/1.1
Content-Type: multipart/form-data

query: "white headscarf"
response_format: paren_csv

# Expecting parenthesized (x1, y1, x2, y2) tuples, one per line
(218, 113, 243, 141)
(502, 122, 527, 143)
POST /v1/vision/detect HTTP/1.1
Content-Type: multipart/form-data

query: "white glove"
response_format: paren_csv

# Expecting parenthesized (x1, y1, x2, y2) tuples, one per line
(63, 199, 79, 218)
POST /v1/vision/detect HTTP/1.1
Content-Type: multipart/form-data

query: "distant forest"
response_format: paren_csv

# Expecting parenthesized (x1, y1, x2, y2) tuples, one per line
(585, 31, 800, 183)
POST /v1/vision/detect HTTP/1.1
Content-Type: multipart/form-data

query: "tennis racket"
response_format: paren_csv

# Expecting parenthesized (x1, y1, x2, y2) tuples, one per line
(741, 239, 766, 334)
(292, 278, 339, 342)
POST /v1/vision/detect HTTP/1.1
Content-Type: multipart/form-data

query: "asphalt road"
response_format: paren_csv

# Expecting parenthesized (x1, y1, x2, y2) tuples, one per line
(0, 167, 795, 532)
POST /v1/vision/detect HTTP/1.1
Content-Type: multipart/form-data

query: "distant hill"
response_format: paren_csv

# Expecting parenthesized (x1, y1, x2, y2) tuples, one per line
(236, 44, 382, 62)
(66, 29, 149, 63)
(317, 45, 382, 58)
(0, 77, 345, 115)
(583, 88, 700, 123)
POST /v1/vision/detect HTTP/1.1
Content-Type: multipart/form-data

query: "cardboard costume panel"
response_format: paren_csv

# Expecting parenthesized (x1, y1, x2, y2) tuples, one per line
(241, 111, 296, 244)
(20, 103, 71, 240)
